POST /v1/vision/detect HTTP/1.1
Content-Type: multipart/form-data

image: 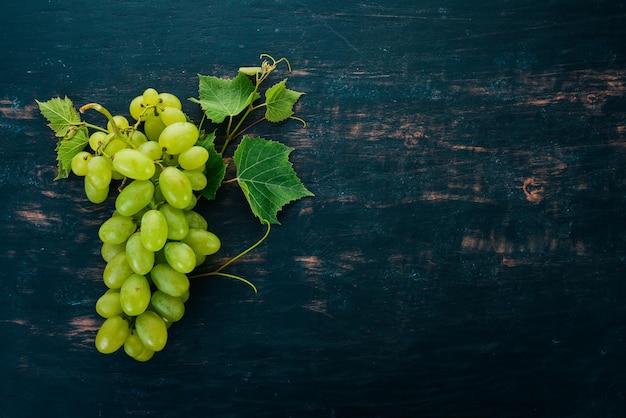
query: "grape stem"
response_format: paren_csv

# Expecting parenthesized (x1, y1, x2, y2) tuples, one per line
(80, 102, 139, 150)
(84, 122, 109, 133)
(219, 55, 291, 154)
(79, 103, 121, 137)
(237, 116, 266, 137)
(190, 220, 271, 294)
(204, 272, 258, 294)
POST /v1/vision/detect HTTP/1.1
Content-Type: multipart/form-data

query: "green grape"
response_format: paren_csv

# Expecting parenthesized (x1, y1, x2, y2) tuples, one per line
(115, 180, 155, 217)
(158, 121, 199, 155)
(101, 241, 126, 262)
(137, 140, 163, 161)
(150, 263, 189, 297)
(112, 149, 156, 180)
(191, 163, 205, 172)
(119, 273, 151, 316)
(95, 315, 130, 354)
(183, 170, 208, 191)
(128, 130, 148, 147)
(159, 166, 193, 209)
(158, 92, 182, 110)
(144, 114, 166, 141)
(123, 331, 144, 358)
(86, 155, 113, 190)
(89, 131, 109, 152)
(150, 290, 185, 323)
(159, 204, 189, 240)
(142, 88, 160, 106)
(103, 251, 135, 289)
(184, 210, 208, 230)
(194, 254, 206, 267)
(98, 215, 136, 244)
(125, 232, 155, 275)
(133, 346, 155, 361)
(182, 229, 221, 256)
(104, 138, 127, 156)
(71, 151, 92, 176)
(124, 332, 154, 362)
(95, 290, 123, 318)
(164, 242, 196, 274)
(135, 310, 168, 352)
(129, 95, 146, 121)
(179, 290, 190, 303)
(107, 115, 130, 133)
(178, 146, 209, 170)
(84, 177, 109, 204)
(140, 210, 168, 252)
(183, 194, 197, 210)
(159, 107, 187, 126)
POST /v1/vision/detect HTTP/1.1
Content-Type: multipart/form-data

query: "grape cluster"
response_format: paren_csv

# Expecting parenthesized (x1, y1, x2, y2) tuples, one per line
(74, 88, 220, 361)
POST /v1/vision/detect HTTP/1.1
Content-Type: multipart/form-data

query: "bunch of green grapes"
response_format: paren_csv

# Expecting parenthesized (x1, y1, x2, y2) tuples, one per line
(73, 88, 220, 361)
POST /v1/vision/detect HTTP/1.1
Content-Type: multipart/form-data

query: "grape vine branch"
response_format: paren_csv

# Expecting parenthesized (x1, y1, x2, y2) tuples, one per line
(35, 54, 313, 360)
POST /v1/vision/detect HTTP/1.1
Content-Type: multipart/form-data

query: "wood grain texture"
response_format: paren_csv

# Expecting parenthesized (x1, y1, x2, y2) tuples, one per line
(1, 0, 626, 417)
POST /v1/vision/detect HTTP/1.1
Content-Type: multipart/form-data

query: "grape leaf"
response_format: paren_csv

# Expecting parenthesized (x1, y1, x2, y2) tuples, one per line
(55, 126, 89, 180)
(196, 73, 260, 123)
(196, 130, 226, 200)
(36, 96, 82, 137)
(265, 79, 304, 123)
(234, 136, 313, 224)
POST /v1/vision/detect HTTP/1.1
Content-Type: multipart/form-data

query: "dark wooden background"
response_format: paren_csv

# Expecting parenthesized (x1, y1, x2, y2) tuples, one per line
(2, 0, 626, 416)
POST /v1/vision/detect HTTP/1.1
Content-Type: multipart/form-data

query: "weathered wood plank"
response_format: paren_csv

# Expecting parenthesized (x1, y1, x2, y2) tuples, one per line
(1, 0, 626, 416)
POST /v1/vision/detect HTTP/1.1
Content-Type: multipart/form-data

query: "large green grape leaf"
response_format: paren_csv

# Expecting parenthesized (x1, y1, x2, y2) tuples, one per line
(195, 73, 260, 123)
(54, 126, 89, 180)
(233, 136, 313, 224)
(196, 130, 226, 200)
(36, 96, 82, 137)
(265, 79, 304, 123)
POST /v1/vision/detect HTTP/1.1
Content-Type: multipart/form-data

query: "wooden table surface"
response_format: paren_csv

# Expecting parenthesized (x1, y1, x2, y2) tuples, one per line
(2, 0, 626, 416)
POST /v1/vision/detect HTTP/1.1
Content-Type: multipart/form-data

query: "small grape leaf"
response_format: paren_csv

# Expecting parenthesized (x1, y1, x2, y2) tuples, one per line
(265, 79, 304, 123)
(55, 126, 89, 180)
(233, 136, 313, 224)
(36, 96, 82, 137)
(196, 130, 226, 200)
(196, 73, 260, 123)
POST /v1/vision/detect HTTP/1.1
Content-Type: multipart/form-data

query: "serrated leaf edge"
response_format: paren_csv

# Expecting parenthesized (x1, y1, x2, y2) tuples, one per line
(235, 136, 313, 224)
